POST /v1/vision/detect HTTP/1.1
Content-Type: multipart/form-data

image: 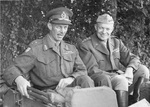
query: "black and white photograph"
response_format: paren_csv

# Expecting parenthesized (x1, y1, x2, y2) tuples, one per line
(0, 0, 150, 107)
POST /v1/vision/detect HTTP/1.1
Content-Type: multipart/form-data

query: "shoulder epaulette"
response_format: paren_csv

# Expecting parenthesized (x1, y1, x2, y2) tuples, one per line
(82, 37, 91, 43)
(29, 39, 42, 47)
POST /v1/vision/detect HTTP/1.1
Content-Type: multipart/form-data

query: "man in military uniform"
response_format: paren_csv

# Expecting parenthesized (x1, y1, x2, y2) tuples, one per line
(77, 14, 149, 107)
(3, 7, 94, 100)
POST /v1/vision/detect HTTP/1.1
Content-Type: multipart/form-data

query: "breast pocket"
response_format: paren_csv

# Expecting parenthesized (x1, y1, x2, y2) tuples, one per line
(36, 55, 58, 78)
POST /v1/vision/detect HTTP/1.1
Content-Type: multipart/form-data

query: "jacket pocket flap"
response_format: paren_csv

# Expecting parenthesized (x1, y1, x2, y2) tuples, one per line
(37, 55, 55, 64)
(63, 54, 73, 62)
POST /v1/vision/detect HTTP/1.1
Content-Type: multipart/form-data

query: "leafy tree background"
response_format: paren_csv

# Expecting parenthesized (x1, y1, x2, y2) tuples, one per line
(1, 0, 150, 76)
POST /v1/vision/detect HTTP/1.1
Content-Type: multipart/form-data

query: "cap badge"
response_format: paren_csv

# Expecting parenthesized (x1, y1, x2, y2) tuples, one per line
(61, 12, 67, 19)
(59, 11, 70, 22)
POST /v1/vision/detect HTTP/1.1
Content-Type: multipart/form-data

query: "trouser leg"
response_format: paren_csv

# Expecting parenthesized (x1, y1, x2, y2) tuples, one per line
(129, 64, 149, 104)
(132, 77, 144, 102)
(129, 77, 144, 105)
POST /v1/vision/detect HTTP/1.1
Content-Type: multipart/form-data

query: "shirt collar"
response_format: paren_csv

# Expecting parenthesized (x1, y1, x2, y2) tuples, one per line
(91, 33, 114, 47)
(49, 35, 60, 47)
(43, 34, 65, 51)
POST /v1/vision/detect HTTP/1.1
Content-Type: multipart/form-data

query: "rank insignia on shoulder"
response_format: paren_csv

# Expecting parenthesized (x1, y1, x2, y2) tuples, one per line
(25, 47, 31, 52)
(29, 39, 42, 47)
(82, 37, 91, 42)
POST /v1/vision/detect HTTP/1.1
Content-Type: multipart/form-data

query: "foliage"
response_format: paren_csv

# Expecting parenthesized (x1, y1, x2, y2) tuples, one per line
(0, 0, 150, 73)
(116, 0, 150, 68)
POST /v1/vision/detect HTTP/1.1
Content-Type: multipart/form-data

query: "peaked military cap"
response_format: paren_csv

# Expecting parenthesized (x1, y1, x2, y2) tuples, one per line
(96, 13, 114, 24)
(46, 7, 73, 25)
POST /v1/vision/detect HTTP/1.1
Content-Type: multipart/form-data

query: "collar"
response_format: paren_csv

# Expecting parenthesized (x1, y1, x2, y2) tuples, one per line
(91, 34, 114, 55)
(43, 34, 61, 51)
(42, 34, 70, 53)
(49, 35, 60, 47)
(60, 41, 70, 52)
(91, 33, 104, 48)
(42, 34, 54, 51)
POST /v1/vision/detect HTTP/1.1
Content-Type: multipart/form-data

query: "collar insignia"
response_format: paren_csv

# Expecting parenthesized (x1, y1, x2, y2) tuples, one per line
(44, 45, 48, 51)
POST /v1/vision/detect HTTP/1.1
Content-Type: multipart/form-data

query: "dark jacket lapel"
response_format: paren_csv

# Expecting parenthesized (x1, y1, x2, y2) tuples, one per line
(91, 34, 109, 55)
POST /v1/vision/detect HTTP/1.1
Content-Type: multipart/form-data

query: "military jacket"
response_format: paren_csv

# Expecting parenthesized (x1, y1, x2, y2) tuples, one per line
(78, 34, 140, 76)
(3, 34, 87, 87)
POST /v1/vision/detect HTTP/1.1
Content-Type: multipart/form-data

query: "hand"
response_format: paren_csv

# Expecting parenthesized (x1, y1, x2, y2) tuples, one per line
(56, 77, 74, 90)
(124, 67, 134, 86)
(15, 76, 31, 98)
